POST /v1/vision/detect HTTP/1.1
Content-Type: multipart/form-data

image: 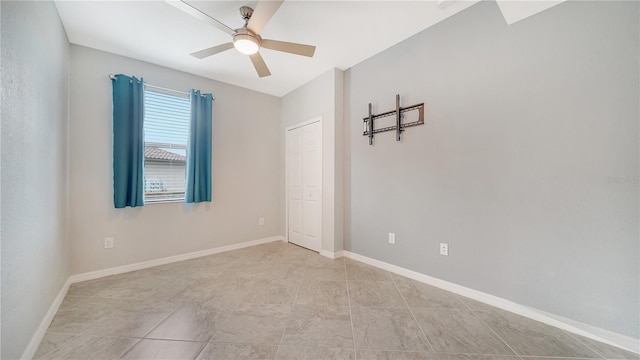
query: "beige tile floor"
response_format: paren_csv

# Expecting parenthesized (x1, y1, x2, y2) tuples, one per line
(35, 242, 638, 360)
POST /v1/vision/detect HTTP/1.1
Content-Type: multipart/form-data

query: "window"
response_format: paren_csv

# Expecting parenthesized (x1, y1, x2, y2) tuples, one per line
(143, 89, 190, 202)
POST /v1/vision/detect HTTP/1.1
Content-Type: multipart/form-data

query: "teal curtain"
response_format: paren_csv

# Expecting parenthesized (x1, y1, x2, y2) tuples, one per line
(112, 74, 145, 208)
(186, 89, 213, 203)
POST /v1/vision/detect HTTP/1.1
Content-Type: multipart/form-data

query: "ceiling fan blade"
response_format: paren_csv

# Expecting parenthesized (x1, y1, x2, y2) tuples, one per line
(249, 52, 271, 77)
(166, 0, 236, 36)
(247, 0, 283, 35)
(261, 39, 316, 57)
(190, 43, 234, 59)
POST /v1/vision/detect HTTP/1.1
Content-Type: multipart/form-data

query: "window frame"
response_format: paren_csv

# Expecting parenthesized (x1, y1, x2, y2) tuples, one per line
(142, 87, 191, 204)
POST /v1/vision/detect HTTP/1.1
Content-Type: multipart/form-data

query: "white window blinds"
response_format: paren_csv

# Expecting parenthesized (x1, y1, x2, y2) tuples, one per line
(143, 89, 190, 202)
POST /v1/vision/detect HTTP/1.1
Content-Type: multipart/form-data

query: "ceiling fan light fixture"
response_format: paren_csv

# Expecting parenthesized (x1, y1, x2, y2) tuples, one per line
(233, 33, 260, 55)
(171, 0, 316, 78)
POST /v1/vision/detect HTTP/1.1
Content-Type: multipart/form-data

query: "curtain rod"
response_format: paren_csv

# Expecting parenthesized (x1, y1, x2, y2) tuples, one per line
(108, 74, 214, 99)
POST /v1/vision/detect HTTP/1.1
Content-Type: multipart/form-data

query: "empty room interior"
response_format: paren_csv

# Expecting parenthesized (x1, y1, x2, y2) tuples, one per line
(1, 0, 639, 359)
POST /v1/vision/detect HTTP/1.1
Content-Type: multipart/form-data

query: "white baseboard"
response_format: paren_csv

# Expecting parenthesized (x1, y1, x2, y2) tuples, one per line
(319, 249, 344, 259)
(341, 251, 639, 354)
(21, 235, 284, 359)
(69, 235, 284, 283)
(21, 278, 72, 360)
(539, 309, 640, 354)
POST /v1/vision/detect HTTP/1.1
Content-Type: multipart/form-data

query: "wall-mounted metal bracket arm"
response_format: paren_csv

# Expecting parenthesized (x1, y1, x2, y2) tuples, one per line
(362, 94, 424, 145)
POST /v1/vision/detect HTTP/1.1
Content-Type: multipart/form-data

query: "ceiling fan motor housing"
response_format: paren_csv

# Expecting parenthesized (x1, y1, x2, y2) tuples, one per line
(233, 28, 262, 54)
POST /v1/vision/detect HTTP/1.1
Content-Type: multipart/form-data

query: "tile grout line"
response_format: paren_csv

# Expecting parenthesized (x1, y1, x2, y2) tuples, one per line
(191, 340, 209, 360)
(120, 336, 146, 359)
(273, 250, 311, 360)
(235, 250, 277, 307)
(139, 255, 241, 344)
(207, 244, 286, 358)
(344, 258, 358, 360)
(388, 273, 435, 353)
(219, 246, 285, 345)
(562, 330, 609, 359)
(57, 295, 93, 313)
(456, 293, 612, 359)
(465, 305, 526, 360)
(45, 244, 620, 360)
(119, 272, 204, 359)
(120, 338, 207, 360)
(137, 272, 201, 339)
(123, 246, 272, 356)
(448, 292, 520, 358)
(454, 293, 526, 359)
(139, 306, 182, 339)
(227, 246, 279, 311)
(37, 244, 274, 359)
(51, 279, 171, 359)
(454, 293, 475, 311)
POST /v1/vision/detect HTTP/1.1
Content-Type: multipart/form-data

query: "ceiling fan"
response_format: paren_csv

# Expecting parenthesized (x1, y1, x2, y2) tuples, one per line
(167, 0, 316, 78)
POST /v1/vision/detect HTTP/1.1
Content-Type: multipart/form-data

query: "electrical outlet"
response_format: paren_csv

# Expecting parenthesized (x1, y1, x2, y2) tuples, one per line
(388, 233, 396, 244)
(259, 217, 265, 226)
(440, 243, 448, 256)
(104, 237, 114, 249)
(437, 0, 454, 9)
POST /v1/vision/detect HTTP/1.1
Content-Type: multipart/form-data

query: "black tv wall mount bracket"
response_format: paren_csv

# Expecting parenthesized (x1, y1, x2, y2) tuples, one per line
(362, 94, 424, 145)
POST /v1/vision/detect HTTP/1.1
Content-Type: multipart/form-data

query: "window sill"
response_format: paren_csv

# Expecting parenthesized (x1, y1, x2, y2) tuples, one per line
(144, 198, 185, 205)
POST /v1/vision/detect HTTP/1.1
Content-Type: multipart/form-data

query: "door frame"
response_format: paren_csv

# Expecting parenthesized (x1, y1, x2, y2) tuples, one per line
(284, 116, 323, 251)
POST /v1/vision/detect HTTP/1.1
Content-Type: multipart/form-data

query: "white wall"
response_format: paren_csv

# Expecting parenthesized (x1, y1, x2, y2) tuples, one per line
(0, 1, 70, 359)
(344, 1, 639, 339)
(69, 46, 282, 274)
(281, 68, 344, 253)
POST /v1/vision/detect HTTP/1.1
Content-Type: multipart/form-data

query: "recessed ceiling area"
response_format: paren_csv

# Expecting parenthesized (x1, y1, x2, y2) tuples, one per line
(54, 0, 563, 97)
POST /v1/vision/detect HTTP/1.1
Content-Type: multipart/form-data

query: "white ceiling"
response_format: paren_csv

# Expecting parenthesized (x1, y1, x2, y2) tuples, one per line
(54, 0, 563, 97)
(495, 0, 565, 25)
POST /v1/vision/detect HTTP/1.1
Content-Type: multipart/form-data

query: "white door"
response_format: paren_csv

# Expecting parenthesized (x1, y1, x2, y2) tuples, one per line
(287, 120, 322, 252)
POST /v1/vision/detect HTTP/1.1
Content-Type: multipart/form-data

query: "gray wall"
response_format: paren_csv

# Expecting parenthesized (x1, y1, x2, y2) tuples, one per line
(281, 68, 344, 253)
(69, 46, 282, 274)
(344, 1, 639, 338)
(1, 1, 71, 359)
